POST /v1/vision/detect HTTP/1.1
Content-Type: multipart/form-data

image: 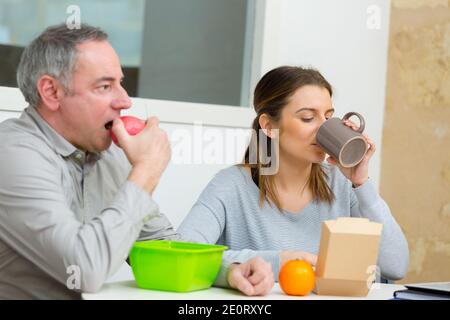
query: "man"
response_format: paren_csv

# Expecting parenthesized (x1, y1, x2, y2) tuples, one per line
(0, 24, 274, 299)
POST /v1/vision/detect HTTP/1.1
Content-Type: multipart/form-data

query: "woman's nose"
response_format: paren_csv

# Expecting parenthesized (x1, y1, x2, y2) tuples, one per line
(315, 116, 328, 133)
(318, 116, 328, 126)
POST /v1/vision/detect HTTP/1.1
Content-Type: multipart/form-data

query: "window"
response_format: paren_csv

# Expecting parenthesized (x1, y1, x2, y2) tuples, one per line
(0, 0, 258, 107)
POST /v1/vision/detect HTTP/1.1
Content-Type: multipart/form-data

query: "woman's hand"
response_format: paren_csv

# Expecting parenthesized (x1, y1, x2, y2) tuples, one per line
(280, 251, 318, 268)
(227, 257, 274, 296)
(326, 118, 376, 187)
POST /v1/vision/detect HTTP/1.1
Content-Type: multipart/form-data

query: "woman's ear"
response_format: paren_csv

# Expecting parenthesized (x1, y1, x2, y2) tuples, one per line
(36, 75, 65, 112)
(259, 114, 274, 138)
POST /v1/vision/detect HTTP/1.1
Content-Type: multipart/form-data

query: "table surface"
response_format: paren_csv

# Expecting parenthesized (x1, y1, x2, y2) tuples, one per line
(82, 281, 405, 300)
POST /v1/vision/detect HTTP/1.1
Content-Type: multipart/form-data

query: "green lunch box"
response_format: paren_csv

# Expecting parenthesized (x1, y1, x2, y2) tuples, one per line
(129, 240, 228, 292)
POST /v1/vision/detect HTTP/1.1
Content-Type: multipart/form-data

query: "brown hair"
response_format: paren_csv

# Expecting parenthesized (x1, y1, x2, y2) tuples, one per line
(243, 66, 335, 210)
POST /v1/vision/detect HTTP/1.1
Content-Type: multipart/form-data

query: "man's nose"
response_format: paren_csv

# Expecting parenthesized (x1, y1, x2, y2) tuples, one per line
(111, 86, 132, 110)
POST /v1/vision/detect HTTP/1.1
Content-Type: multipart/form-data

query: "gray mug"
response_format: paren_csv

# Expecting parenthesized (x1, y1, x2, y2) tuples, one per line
(316, 112, 368, 168)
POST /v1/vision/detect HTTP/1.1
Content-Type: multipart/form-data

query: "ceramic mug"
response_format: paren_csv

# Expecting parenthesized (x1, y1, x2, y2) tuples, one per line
(316, 112, 368, 168)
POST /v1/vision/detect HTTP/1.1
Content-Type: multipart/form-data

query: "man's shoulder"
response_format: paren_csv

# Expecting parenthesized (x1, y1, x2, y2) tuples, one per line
(0, 115, 60, 169)
(0, 116, 52, 152)
(0, 114, 24, 136)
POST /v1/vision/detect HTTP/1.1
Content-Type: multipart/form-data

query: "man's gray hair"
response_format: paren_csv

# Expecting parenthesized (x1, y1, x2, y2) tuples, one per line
(17, 23, 108, 108)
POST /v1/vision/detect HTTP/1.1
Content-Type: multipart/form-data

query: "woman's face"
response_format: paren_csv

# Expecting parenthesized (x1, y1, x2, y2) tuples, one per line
(275, 85, 334, 165)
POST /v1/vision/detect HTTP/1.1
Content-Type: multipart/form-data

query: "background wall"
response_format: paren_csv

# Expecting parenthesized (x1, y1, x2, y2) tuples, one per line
(257, 0, 392, 190)
(380, 0, 450, 283)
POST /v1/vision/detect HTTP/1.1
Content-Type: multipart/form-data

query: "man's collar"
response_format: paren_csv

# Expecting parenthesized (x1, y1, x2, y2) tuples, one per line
(25, 106, 103, 163)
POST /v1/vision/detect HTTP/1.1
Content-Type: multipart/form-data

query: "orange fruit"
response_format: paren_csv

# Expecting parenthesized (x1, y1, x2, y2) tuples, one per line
(279, 260, 315, 296)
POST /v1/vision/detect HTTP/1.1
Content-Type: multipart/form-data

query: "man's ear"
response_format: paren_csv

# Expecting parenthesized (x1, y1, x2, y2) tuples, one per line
(258, 113, 274, 138)
(36, 75, 65, 112)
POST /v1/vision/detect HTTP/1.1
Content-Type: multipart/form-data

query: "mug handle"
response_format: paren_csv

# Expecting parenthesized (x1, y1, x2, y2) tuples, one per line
(342, 112, 365, 133)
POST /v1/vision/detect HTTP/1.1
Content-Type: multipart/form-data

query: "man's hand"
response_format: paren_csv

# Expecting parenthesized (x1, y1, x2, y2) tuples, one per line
(112, 116, 171, 194)
(227, 257, 274, 296)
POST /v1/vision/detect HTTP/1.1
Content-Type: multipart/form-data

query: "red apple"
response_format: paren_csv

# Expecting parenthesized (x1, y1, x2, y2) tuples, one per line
(110, 116, 146, 146)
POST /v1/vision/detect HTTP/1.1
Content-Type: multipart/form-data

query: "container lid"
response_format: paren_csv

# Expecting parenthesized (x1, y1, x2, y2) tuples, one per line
(132, 240, 228, 253)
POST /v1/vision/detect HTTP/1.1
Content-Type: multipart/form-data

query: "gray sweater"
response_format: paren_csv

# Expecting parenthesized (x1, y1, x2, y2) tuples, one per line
(178, 164, 409, 281)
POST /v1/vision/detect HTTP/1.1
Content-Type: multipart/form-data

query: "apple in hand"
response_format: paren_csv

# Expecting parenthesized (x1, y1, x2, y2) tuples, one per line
(109, 116, 146, 146)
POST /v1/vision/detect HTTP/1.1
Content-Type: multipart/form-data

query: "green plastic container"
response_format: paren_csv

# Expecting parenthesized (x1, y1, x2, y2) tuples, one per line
(129, 240, 228, 292)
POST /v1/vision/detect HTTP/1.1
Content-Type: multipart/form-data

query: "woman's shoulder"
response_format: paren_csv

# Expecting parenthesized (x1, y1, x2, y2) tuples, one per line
(202, 165, 253, 194)
(193, 165, 259, 210)
(211, 165, 252, 186)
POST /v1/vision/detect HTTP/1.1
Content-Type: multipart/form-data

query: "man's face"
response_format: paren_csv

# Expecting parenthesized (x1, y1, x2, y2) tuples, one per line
(58, 40, 131, 153)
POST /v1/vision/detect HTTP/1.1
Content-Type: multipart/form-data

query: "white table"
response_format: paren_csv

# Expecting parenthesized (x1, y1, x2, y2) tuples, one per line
(82, 281, 405, 300)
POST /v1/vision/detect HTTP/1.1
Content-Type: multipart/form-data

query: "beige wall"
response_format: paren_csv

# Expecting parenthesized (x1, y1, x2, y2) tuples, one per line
(381, 0, 450, 283)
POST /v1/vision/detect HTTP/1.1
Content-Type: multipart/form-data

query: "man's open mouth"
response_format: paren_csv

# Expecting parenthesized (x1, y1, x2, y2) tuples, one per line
(105, 121, 113, 130)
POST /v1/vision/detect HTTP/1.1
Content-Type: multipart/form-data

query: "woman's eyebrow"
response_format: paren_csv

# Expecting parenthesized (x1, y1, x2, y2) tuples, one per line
(295, 107, 335, 113)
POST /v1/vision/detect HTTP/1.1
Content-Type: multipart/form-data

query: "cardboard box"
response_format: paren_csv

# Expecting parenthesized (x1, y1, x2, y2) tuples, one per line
(314, 217, 383, 297)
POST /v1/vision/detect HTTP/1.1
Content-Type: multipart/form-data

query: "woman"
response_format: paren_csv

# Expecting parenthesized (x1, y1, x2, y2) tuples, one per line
(178, 66, 409, 281)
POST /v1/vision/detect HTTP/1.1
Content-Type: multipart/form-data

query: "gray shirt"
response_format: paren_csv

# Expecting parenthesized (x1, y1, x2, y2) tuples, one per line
(0, 107, 183, 299)
(178, 165, 410, 281)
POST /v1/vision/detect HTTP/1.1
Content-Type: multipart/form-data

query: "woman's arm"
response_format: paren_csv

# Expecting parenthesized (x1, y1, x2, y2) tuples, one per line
(178, 200, 317, 281)
(350, 179, 410, 280)
(178, 200, 279, 289)
(177, 200, 224, 244)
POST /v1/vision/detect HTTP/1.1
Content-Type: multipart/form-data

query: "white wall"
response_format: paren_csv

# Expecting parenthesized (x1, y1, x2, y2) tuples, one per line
(154, 122, 251, 228)
(257, 0, 391, 189)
